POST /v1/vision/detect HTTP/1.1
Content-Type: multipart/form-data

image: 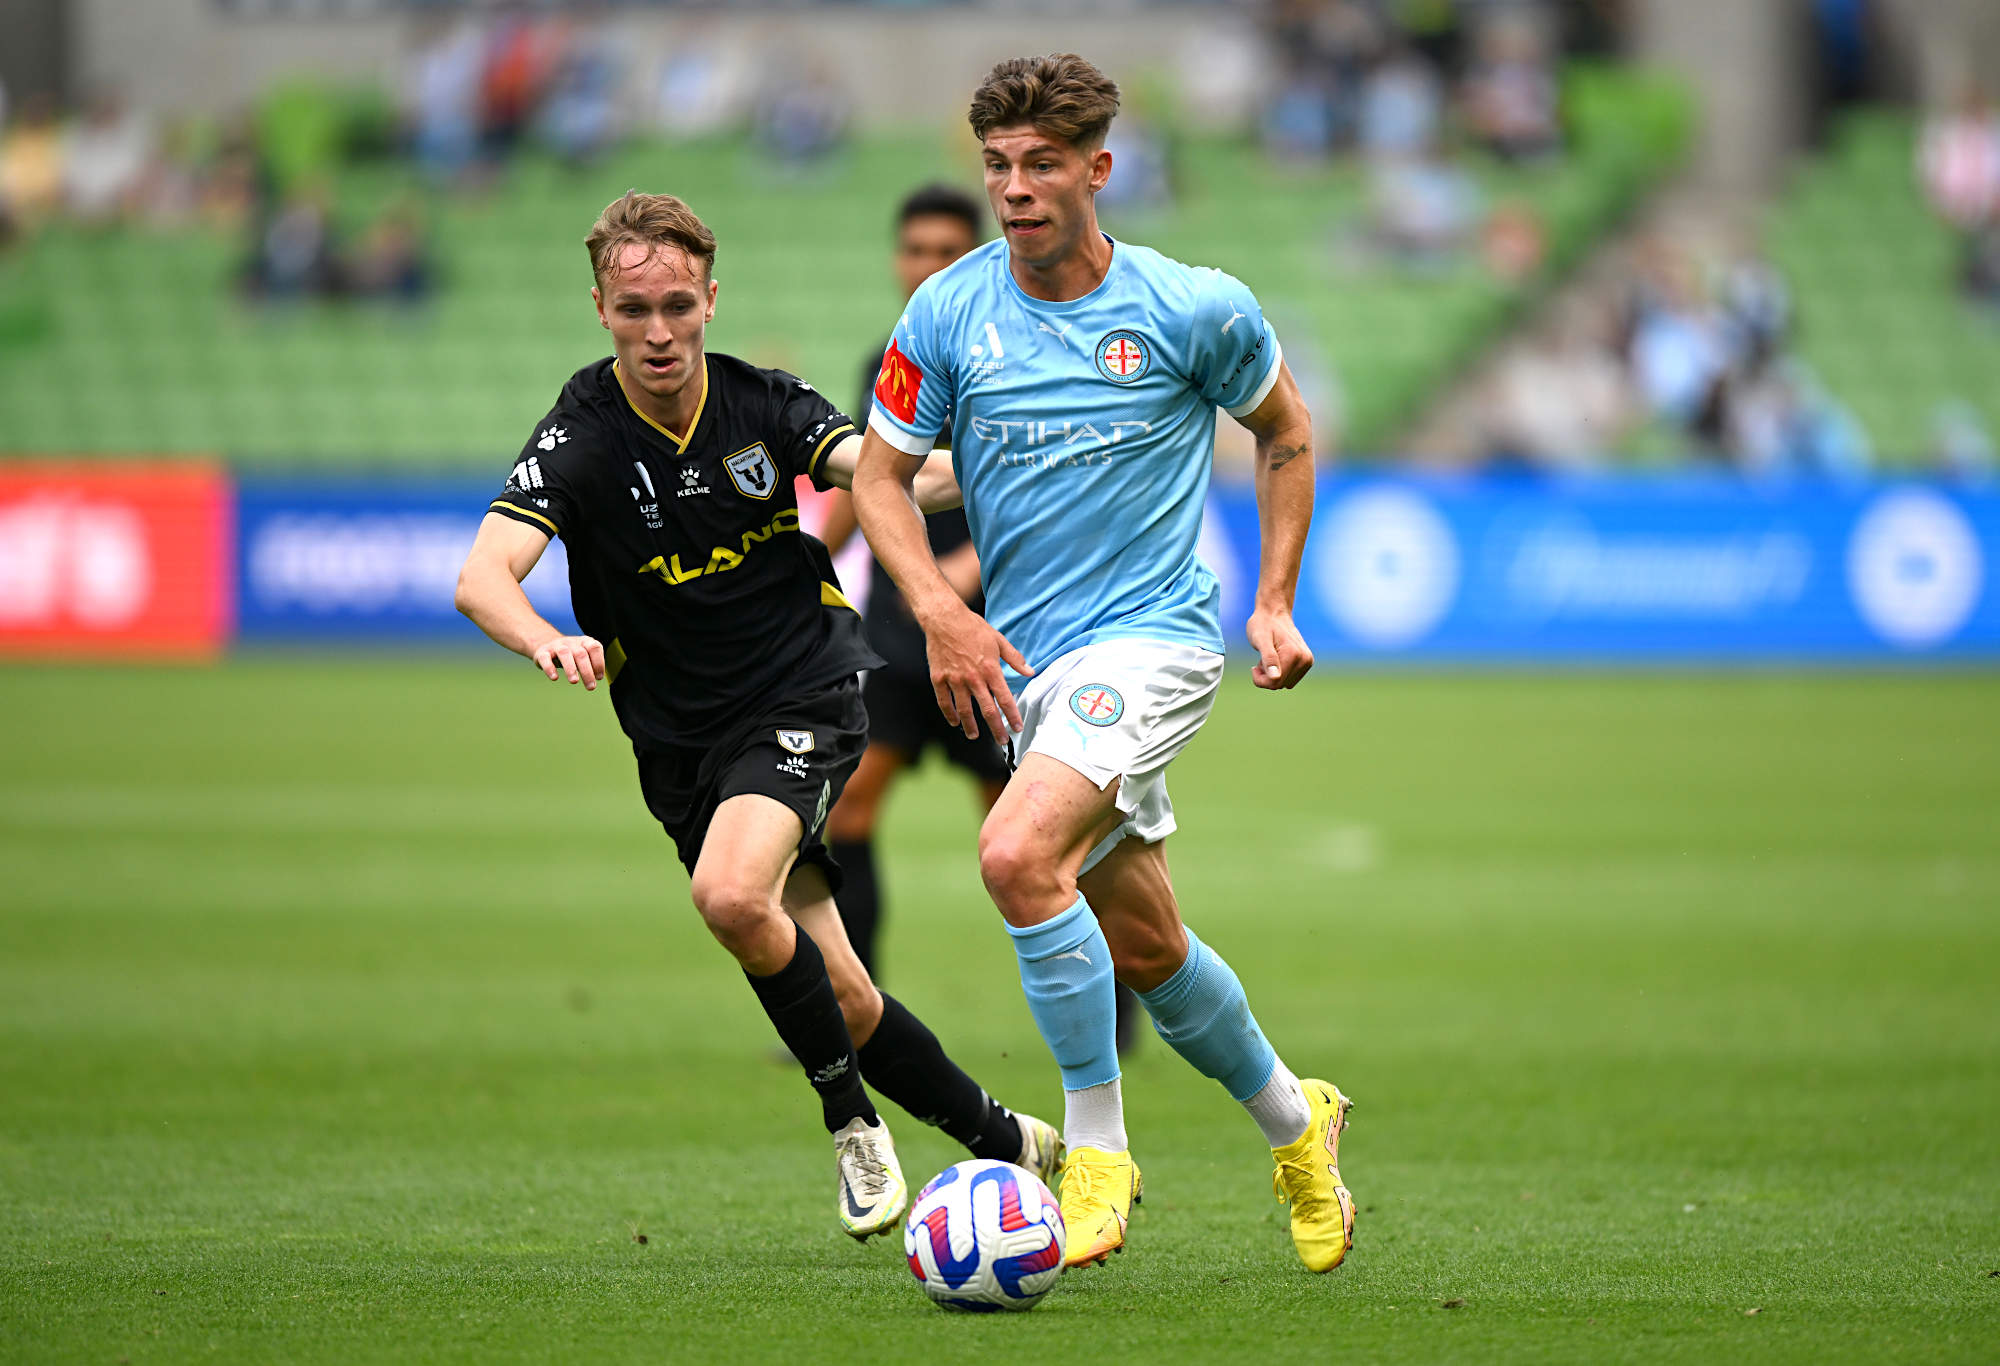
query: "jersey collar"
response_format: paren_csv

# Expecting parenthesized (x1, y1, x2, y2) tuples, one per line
(614, 357, 709, 453)
(1002, 232, 1122, 313)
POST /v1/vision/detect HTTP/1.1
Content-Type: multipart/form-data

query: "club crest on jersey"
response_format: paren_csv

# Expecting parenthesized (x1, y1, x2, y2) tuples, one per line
(1069, 684, 1124, 726)
(725, 443, 778, 500)
(1095, 330, 1151, 384)
(777, 728, 815, 755)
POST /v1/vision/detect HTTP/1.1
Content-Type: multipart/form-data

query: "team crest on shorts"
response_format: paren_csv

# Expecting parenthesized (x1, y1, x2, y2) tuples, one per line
(777, 728, 815, 754)
(1094, 330, 1151, 384)
(725, 443, 779, 499)
(1069, 684, 1124, 726)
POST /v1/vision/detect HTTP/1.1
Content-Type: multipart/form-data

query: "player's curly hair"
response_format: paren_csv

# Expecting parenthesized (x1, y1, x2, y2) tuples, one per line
(585, 191, 717, 287)
(968, 54, 1121, 151)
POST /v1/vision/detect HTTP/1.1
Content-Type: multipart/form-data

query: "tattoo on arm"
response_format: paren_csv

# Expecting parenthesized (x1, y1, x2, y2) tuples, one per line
(1266, 440, 1311, 471)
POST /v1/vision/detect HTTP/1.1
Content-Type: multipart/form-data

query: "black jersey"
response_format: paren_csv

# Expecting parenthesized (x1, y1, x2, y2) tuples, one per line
(855, 343, 981, 676)
(490, 354, 883, 750)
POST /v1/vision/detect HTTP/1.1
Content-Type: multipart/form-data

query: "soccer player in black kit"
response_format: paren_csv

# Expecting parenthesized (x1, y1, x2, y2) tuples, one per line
(454, 192, 1060, 1241)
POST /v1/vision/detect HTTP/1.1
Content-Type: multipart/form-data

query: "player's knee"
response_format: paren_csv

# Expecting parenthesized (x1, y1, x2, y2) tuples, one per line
(977, 825, 1057, 918)
(689, 876, 781, 958)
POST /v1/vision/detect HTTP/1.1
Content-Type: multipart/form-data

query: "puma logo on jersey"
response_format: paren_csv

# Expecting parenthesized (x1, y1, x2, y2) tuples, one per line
(1037, 321, 1074, 349)
(1222, 306, 1247, 335)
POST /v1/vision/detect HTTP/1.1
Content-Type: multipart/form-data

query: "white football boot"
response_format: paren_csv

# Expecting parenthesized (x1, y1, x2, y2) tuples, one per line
(1013, 1111, 1067, 1187)
(833, 1116, 909, 1240)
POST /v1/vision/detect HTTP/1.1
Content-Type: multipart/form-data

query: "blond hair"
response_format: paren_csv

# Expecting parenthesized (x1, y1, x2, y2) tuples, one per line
(584, 191, 717, 287)
(968, 54, 1121, 150)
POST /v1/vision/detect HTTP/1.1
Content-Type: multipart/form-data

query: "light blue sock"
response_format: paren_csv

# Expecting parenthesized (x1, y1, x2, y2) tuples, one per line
(1004, 895, 1120, 1092)
(1138, 930, 1278, 1103)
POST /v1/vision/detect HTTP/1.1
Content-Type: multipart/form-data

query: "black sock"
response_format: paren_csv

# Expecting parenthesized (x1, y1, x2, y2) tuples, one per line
(830, 838, 881, 980)
(857, 993, 1022, 1159)
(744, 928, 877, 1133)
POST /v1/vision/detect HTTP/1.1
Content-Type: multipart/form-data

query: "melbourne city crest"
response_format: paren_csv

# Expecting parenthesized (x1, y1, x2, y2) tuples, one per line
(726, 443, 779, 500)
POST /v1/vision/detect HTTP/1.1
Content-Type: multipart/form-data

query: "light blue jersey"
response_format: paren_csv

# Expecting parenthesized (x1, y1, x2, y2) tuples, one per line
(868, 235, 1282, 685)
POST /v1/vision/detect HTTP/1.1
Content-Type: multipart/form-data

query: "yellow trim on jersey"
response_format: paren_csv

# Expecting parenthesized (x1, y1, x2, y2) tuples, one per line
(491, 499, 559, 536)
(604, 637, 626, 684)
(821, 582, 857, 612)
(806, 422, 856, 481)
(615, 357, 708, 452)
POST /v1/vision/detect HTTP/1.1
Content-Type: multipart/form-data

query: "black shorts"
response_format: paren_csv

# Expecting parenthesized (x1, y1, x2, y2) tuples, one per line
(635, 680, 870, 891)
(862, 660, 1011, 783)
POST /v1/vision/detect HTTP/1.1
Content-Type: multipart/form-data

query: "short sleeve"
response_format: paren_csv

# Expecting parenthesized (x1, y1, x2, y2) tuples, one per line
(768, 371, 858, 490)
(1189, 270, 1284, 417)
(490, 413, 589, 540)
(867, 277, 953, 455)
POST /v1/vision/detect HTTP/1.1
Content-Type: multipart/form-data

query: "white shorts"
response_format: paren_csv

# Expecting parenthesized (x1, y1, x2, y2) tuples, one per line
(1010, 638, 1225, 874)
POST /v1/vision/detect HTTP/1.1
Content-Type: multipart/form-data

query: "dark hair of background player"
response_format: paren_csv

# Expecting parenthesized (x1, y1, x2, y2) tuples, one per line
(967, 52, 1122, 151)
(897, 183, 986, 239)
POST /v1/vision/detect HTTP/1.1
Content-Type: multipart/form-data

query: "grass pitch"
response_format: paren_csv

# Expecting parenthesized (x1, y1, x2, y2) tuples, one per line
(2, 662, 1996, 1363)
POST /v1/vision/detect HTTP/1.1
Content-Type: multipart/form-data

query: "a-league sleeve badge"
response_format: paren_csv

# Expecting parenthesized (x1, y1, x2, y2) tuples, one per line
(777, 729, 815, 754)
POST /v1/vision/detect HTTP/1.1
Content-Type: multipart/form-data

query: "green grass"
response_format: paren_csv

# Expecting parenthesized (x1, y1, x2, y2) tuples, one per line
(2, 662, 1996, 1362)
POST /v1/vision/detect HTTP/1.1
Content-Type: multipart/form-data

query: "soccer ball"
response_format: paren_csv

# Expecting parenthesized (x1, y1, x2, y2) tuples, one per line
(902, 1159, 1066, 1312)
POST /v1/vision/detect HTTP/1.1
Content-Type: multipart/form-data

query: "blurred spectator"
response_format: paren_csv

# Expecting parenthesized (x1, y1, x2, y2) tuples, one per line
(1368, 139, 1481, 267)
(1919, 83, 2000, 309)
(1917, 82, 2000, 232)
(479, 16, 561, 162)
(346, 200, 434, 305)
(652, 29, 750, 139)
(1482, 299, 1633, 471)
(1357, 43, 1441, 163)
(1460, 7, 1563, 162)
(243, 180, 340, 302)
(537, 30, 621, 168)
(754, 57, 850, 169)
(1261, 64, 1343, 161)
(409, 17, 486, 186)
(62, 94, 155, 226)
(1626, 246, 1727, 427)
(0, 93, 65, 227)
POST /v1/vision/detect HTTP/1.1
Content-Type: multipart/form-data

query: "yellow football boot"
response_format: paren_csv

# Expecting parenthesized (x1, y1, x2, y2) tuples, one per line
(1058, 1146, 1143, 1268)
(1270, 1080, 1355, 1272)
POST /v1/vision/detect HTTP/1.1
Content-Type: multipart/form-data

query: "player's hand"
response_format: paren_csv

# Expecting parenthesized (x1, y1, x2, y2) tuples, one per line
(1246, 607, 1313, 690)
(532, 633, 607, 691)
(925, 605, 1032, 740)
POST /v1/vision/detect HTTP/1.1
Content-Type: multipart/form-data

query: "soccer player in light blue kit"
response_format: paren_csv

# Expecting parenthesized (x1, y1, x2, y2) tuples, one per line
(853, 54, 1355, 1273)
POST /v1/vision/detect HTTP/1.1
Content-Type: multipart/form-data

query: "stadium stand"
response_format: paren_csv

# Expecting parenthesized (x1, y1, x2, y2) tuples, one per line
(1765, 110, 2000, 464)
(0, 68, 1687, 465)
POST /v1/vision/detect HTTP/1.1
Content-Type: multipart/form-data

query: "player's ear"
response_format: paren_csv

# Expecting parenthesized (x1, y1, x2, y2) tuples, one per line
(1088, 145, 1113, 194)
(591, 285, 608, 330)
(705, 277, 718, 322)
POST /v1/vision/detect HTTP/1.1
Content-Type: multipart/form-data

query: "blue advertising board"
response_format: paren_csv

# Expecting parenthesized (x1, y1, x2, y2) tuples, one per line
(236, 478, 575, 642)
(233, 473, 2000, 660)
(1200, 477, 2000, 660)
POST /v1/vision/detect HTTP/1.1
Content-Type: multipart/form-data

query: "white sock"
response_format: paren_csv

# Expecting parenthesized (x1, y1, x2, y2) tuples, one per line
(1063, 1078, 1128, 1152)
(1244, 1059, 1313, 1147)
